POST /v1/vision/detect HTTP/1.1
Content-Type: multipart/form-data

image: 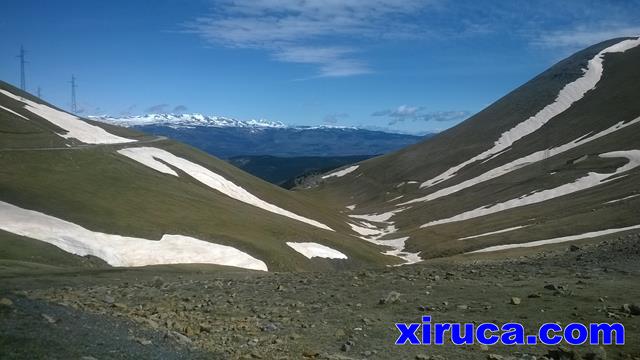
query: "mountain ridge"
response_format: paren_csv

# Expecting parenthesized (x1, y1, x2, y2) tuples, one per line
(90, 113, 420, 134)
(307, 36, 640, 259)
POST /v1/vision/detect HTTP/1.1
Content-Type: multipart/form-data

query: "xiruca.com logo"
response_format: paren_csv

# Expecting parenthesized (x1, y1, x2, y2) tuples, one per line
(396, 316, 625, 346)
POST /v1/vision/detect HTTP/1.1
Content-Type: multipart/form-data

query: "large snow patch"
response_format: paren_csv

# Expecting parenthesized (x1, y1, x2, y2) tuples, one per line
(0, 201, 267, 271)
(0, 89, 135, 144)
(286, 242, 348, 259)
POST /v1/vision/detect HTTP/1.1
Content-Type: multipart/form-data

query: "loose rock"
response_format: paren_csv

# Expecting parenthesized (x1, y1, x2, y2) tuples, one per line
(0, 298, 13, 307)
(379, 291, 401, 305)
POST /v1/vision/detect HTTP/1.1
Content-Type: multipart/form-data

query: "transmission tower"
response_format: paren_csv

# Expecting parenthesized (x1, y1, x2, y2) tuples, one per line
(37, 87, 42, 98)
(70, 75, 78, 113)
(17, 45, 27, 90)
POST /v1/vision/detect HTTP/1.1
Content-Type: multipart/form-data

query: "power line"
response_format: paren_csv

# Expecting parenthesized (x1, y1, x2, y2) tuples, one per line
(17, 45, 27, 91)
(70, 75, 77, 113)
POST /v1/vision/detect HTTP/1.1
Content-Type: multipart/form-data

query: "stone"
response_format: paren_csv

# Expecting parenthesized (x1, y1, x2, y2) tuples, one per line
(151, 276, 164, 288)
(582, 346, 607, 360)
(546, 347, 578, 360)
(302, 350, 320, 358)
(41, 313, 57, 324)
(132, 336, 152, 346)
(510, 297, 521, 305)
(165, 330, 192, 346)
(261, 322, 278, 332)
(341, 340, 355, 352)
(0, 298, 13, 307)
(379, 291, 401, 305)
(621, 303, 640, 316)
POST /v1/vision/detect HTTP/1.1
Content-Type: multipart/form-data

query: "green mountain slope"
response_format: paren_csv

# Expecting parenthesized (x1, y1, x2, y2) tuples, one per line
(0, 81, 398, 271)
(306, 37, 640, 259)
(3, 37, 639, 271)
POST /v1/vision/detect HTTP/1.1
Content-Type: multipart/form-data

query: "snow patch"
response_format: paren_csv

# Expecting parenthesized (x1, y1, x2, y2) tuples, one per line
(604, 193, 640, 204)
(418, 38, 640, 190)
(286, 242, 348, 259)
(349, 222, 388, 237)
(402, 116, 640, 205)
(348, 213, 421, 265)
(0, 105, 29, 120)
(345, 204, 357, 210)
(0, 201, 267, 271)
(118, 147, 333, 231)
(0, 89, 135, 144)
(421, 150, 640, 227)
(349, 207, 408, 223)
(322, 165, 359, 179)
(458, 225, 529, 240)
(377, 237, 422, 265)
(469, 224, 640, 253)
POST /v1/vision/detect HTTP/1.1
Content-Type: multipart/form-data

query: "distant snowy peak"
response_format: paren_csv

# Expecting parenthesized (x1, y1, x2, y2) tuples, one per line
(89, 113, 287, 129)
(89, 113, 368, 131)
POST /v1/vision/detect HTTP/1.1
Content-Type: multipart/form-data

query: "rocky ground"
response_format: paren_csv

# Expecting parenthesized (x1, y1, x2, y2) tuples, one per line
(1, 234, 640, 360)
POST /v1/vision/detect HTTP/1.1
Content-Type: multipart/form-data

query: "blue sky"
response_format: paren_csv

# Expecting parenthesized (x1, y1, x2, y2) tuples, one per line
(2, 0, 639, 134)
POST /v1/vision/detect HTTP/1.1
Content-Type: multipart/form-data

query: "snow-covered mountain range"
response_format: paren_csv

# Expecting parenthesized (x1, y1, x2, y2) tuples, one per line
(90, 113, 365, 131)
(88, 113, 424, 158)
(89, 113, 288, 129)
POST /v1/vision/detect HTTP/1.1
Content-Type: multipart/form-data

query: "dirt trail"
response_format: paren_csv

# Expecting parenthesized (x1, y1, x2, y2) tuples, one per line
(0, 136, 168, 152)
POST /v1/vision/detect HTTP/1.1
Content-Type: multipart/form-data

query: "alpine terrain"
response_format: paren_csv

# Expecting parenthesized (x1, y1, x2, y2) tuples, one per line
(306, 37, 640, 261)
(1, 37, 640, 359)
(91, 113, 425, 158)
(90, 114, 425, 187)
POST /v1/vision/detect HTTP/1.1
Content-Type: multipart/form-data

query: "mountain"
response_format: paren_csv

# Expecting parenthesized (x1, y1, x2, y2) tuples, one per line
(92, 113, 288, 129)
(2, 37, 640, 274)
(0, 81, 397, 272)
(90, 114, 426, 158)
(305, 36, 640, 259)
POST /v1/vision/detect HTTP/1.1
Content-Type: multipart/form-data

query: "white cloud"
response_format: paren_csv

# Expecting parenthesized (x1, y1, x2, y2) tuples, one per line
(533, 26, 640, 49)
(184, 1, 640, 76)
(274, 46, 370, 77)
(373, 105, 470, 124)
(186, 0, 437, 77)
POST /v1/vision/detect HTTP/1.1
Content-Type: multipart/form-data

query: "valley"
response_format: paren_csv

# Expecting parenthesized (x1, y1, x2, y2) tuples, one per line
(1, 35, 640, 359)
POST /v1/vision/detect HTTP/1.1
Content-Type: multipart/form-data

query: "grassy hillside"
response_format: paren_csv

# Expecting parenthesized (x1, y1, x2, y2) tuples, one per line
(0, 81, 399, 271)
(305, 37, 640, 258)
